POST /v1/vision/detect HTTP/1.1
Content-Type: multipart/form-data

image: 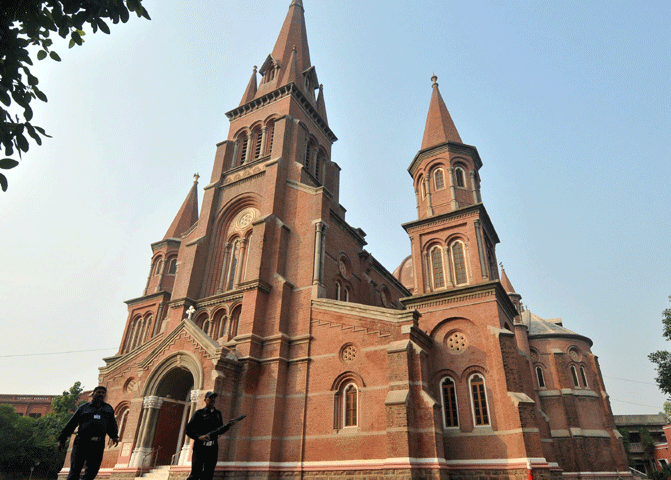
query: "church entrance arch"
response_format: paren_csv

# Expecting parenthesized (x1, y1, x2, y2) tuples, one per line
(129, 353, 203, 468)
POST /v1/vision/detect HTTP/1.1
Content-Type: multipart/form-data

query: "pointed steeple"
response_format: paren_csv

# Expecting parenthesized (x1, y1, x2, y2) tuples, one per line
(272, 0, 311, 77)
(421, 74, 462, 149)
(316, 84, 328, 123)
(163, 175, 199, 240)
(500, 266, 516, 294)
(239, 66, 258, 106)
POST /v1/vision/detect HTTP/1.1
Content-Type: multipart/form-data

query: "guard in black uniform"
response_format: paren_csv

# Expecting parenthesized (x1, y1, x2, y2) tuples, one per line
(57, 386, 119, 480)
(185, 392, 241, 480)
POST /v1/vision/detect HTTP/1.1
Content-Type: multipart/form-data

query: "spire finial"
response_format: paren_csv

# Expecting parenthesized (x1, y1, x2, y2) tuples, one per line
(253, 65, 257, 73)
(499, 262, 504, 270)
(194, 172, 200, 184)
(431, 73, 438, 87)
(292, 45, 297, 52)
(319, 84, 323, 90)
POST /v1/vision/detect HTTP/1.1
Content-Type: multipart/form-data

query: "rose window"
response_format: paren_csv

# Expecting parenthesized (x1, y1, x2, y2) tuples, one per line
(447, 332, 468, 353)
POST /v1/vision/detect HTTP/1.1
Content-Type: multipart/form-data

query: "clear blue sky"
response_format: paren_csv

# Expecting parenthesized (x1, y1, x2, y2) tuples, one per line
(1, 0, 669, 415)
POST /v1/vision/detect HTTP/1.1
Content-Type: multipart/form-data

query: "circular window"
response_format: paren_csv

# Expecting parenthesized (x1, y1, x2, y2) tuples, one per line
(338, 256, 351, 279)
(230, 207, 260, 233)
(341, 344, 357, 362)
(446, 332, 468, 354)
(530, 350, 539, 363)
(569, 348, 581, 362)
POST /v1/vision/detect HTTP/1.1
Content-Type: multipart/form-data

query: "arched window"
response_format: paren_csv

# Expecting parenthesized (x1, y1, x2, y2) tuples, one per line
(227, 239, 240, 290)
(252, 128, 263, 160)
(115, 406, 130, 442)
(441, 377, 459, 428)
(343, 383, 358, 427)
(580, 366, 589, 388)
(455, 167, 466, 188)
(265, 66, 276, 82)
(304, 140, 312, 170)
(430, 246, 445, 289)
(570, 366, 580, 388)
(212, 310, 227, 340)
(434, 168, 445, 190)
(238, 134, 249, 165)
(344, 286, 350, 302)
(315, 152, 323, 182)
(336, 281, 341, 301)
(229, 306, 241, 340)
(152, 258, 162, 276)
(168, 258, 177, 275)
(535, 366, 546, 388)
(420, 177, 426, 198)
(451, 242, 467, 285)
(470, 374, 490, 426)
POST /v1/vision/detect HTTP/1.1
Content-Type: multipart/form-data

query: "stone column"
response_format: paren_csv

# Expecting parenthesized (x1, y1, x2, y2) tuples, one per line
(234, 238, 248, 288)
(243, 137, 251, 164)
(444, 245, 454, 287)
(447, 167, 458, 210)
(474, 220, 488, 279)
(231, 139, 239, 169)
(217, 242, 232, 293)
(155, 259, 165, 293)
(129, 396, 164, 467)
(414, 189, 420, 217)
(178, 390, 200, 465)
(425, 177, 433, 216)
(259, 126, 268, 157)
(470, 171, 480, 203)
(312, 222, 325, 285)
(422, 251, 431, 292)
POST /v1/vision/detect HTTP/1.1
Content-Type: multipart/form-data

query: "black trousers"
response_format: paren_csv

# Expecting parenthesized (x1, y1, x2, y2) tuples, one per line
(66, 436, 105, 480)
(187, 444, 218, 480)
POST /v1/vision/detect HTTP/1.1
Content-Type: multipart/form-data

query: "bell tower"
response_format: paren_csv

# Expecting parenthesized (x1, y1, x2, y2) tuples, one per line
(403, 75, 499, 297)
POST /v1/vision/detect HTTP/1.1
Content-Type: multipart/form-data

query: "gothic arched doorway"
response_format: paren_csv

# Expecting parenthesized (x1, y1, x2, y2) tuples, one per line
(130, 353, 203, 468)
(152, 367, 194, 465)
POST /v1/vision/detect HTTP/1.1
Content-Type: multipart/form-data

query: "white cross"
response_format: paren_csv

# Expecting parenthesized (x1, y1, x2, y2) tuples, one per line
(186, 305, 196, 321)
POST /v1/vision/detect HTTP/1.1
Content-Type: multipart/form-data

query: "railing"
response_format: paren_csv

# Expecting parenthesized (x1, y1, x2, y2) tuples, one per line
(137, 446, 162, 477)
(631, 466, 649, 479)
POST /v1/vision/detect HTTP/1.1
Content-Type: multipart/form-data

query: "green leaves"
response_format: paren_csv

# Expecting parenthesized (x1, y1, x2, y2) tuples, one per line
(0, 0, 150, 192)
(0, 159, 19, 170)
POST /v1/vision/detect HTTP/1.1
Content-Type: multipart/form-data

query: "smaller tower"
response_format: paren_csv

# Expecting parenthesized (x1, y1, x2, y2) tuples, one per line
(116, 176, 199, 356)
(403, 75, 498, 297)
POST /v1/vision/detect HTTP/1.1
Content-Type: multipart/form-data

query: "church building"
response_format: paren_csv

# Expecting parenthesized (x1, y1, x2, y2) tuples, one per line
(61, 2, 630, 480)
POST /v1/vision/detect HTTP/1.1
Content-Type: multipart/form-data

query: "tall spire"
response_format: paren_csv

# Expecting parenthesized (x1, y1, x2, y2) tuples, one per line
(272, 0, 311, 76)
(239, 66, 258, 106)
(163, 175, 199, 240)
(421, 74, 462, 149)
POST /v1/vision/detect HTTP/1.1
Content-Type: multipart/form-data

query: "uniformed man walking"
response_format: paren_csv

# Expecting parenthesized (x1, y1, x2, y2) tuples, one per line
(57, 386, 119, 480)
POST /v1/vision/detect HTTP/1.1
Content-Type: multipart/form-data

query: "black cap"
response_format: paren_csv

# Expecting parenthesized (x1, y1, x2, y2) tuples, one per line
(205, 391, 217, 399)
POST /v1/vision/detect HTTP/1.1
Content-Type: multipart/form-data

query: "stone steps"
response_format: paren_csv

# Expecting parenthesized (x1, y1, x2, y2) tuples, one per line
(137, 465, 171, 480)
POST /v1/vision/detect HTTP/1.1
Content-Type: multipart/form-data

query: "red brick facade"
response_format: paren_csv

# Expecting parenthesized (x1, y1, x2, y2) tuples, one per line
(60, 2, 630, 480)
